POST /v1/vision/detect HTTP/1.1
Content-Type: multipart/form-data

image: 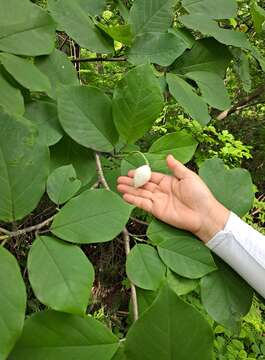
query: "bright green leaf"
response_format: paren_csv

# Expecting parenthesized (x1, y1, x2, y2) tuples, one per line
(35, 49, 79, 99)
(25, 100, 63, 146)
(48, 0, 113, 53)
(10, 310, 119, 360)
(0, 0, 55, 56)
(113, 64, 164, 143)
(47, 165, 81, 204)
(199, 158, 254, 217)
(28, 236, 94, 315)
(166, 73, 211, 125)
(58, 85, 118, 152)
(182, 0, 237, 19)
(0, 69, 24, 116)
(185, 71, 231, 110)
(167, 269, 199, 295)
(201, 257, 253, 332)
(0, 111, 49, 222)
(0, 247, 26, 360)
(96, 23, 133, 46)
(0, 53, 51, 93)
(147, 220, 216, 278)
(51, 189, 132, 244)
(251, 1, 265, 33)
(126, 244, 166, 290)
(124, 284, 214, 360)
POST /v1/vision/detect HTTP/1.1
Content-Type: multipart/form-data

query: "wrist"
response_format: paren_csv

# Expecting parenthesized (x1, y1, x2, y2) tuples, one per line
(195, 200, 230, 244)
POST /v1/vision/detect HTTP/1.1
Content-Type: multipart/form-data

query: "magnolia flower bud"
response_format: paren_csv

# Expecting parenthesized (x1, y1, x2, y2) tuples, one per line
(133, 165, 152, 188)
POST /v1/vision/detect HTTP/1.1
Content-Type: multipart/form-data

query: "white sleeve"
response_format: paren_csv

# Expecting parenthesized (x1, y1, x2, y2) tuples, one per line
(206, 212, 265, 299)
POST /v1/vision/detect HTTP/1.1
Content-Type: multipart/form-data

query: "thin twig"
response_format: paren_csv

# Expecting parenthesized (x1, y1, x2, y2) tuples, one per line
(0, 216, 55, 242)
(59, 35, 69, 50)
(130, 216, 149, 226)
(94, 151, 139, 322)
(71, 57, 127, 63)
(216, 85, 265, 120)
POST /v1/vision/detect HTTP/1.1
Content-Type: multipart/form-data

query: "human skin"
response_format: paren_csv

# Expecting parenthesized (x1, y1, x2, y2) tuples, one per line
(117, 155, 230, 243)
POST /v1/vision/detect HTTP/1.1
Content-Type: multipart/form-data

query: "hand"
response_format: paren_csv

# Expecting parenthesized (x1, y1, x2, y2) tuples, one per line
(117, 155, 230, 243)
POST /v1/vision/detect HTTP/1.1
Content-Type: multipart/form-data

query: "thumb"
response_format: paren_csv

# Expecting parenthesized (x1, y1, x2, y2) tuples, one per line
(167, 155, 190, 179)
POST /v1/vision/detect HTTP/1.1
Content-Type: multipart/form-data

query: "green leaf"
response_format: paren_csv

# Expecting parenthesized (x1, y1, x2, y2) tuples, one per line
(28, 236, 94, 315)
(35, 49, 79, 99)
(0, 247, 26, 360)
(96, 23, 133, 46)
(232, 49, 252, 93)
(185, 71, 231, 110)
(0, 53, 51, 93)
(58, 85, 118, 152)
(0, 68, 24, 116)
(48, 0, 113, 53)
(129, 0, 174, 36)
(124, 284, 214, 360)
(47, 165, 81, 204)
(79, 0, 106, 16)
(251, 1, 265, 33)
(113, 64, 164, 143)
(51, 189, 132, 244)
(50, 135, 96, 186)
(166, 73, 211, 125)
(25, 100, 63, 146)
(182, 0, 237, 19)
(201, 258, 253, 332)
(126, 244, 166, 290)
(149, 130, 198, 163)
(0, 0, 55, 56)
(167, 269, 199, 295)
(0, 111, 49, 222)
(128, 32, 188, 67)
(10, 310, 119, 360)
(199, 158, 254, 217)
(147, 220, 216, 278)
(172, 38, 232, 78)
(133, 288, 158, 317)
(180, 14, 251, 49)
(168, 27, 196, 48)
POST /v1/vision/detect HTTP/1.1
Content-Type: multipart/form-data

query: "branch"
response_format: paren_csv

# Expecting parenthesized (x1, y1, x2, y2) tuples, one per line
(94, 151, 139, 322)
(216, 85, 265, 121)
(71, 57, 127, 63)
(0, 216, 55, 241)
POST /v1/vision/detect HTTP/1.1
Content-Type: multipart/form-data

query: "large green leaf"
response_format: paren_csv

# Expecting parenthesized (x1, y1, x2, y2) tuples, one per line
(0, 0, 55, 56)
(113, 64, 164, 143)
(25, 100, 63, 146)
(166, 73, 211, 125)
(0, 111, 49, 222)
(10, 310, 119, 360)
(28, 236, 94, 315)
(47, 165, 81, 204)
(35, 49, 79, 99)
(48, 0, 113, 53)
(128, 32, 188, 67)
(251, 1, 265, 33)
(49, 135, 96, 186)
(0, 247, 26, 360)
(79, 0, 106, 16)
(185, 71, 231, 110)
(182, 0, 237, 19)
(199, 158, 254, 217)
(51, 189, 132, 244)
(172, 38, 232, 78)
(96, 23, 133, 46)
(149, 130, 198, 163)
(147, 220, 216, 278)
(126, 244, 166, 290)
(124, 284, 214, 360)
(58, 85, 118, 152)
(129, 0, 174, 36)
(167, 270, 199, 296)
(180, 15, 251, 49)
(201, 258, 253, 332)
(0, 53, 51, 93)
(232, 49, 252, 93)
(0, 69, 24, 116)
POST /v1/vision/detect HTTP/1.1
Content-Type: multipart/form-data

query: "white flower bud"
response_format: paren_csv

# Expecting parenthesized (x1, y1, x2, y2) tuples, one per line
(133, 165, 152, 188)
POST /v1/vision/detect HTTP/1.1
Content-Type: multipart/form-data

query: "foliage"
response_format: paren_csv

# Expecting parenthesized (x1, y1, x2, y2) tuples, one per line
(0, 0, 264, 359)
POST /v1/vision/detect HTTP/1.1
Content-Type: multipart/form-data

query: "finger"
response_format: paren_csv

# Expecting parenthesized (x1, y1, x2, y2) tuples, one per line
(167, 155, 191, 180)
(117, 176, 157, 192)
(128, 170, 165, 185)
(123, 194, 153, 213)
(117, 184, 153, 200)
